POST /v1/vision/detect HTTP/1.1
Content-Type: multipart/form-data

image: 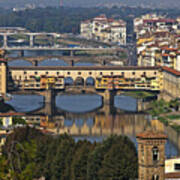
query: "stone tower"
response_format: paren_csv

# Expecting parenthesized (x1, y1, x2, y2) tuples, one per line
(136, 130, 167, 180)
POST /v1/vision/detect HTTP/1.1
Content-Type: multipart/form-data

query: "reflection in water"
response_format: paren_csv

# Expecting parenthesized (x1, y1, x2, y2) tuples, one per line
(115, 95, 137, 112)
(8, 60, 32, 66)
(6, 95, 44, 112)
(56, 95, 102, 113)
(38, 58, 68, 66)
(4, 94, 180, 157)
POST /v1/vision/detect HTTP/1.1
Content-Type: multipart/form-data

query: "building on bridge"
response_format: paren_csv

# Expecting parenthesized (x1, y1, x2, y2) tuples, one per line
(7, 66, 161, 92)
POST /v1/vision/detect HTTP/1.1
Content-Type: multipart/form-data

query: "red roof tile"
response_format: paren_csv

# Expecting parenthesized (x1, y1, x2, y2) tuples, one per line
(137, 130, 167, 139)
(162, 66, 180, 76)
(0, 112, 25, 116)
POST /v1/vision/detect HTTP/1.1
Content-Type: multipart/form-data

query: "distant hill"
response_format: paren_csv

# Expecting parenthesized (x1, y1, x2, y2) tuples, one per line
(0, 0, 179, 9)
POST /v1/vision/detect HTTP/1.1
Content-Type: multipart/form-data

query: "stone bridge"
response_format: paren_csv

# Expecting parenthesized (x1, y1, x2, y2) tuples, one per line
(7, 55, 121, 66)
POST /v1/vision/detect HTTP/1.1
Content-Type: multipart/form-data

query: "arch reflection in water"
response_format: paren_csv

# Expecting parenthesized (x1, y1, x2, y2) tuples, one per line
(56, 94, 102, 113)
(115, 95, 137, 112)
(8, 60, 32, 66)
(38, 58, 68, 66)
(6, 95, 44, 112)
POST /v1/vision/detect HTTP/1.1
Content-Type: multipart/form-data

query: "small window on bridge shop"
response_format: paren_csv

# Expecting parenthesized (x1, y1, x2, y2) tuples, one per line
(100, 72, 103, 75)
(174, 163, 180, 170)
(89, 72, 92, 75)
(154, 71, 157, 75)
(111, 72, 114, 75)
(132, 72, 136, 75)
(121, 72, 124, 76)
(34, 72, 38, 75)
(56, 72, 59, 75)
(24, 71, 27, 75)
(46, 72, 49, 75)
(78, 72, 81, 75)
(67, 72, 71, 75)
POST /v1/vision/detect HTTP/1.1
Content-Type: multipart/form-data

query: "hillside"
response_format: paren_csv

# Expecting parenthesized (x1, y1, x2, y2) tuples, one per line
(0, 0, 179, 9)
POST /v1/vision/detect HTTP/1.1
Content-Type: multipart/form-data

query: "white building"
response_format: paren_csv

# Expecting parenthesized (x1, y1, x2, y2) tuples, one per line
(80, 14, 126, 45)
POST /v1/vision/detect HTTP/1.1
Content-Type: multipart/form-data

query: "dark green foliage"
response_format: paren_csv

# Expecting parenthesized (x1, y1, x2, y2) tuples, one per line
(0, 7, 178, 34)
(0, 127, 138, 180)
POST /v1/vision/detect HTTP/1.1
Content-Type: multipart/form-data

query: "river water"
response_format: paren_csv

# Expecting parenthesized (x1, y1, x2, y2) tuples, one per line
(5, 50, 180, 158)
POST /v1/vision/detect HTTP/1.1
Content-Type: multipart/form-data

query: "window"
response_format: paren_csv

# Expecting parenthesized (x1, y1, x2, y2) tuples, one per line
(57, 72, 59, 75)
(132, 72, 135, 75)
(122, 72, 124, 76)
(152, 175, 159, 180)
(152, 147, 159, 161)
(175, 163, 180, 170)
(111, 72, 113, 75)
(46, 72, 48, 75)
(67, 72, 71, 75)
(24, 71, 27, 75)
(89, 72, 92, 75)
(34, 72, 38, 75)
(154, 71, 157, 75)
(78, 72, 81, 75)
(100, 72, 103, 75)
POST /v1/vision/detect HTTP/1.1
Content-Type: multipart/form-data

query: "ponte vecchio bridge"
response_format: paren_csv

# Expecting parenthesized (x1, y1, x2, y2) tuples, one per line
(8, 66, 161, 107)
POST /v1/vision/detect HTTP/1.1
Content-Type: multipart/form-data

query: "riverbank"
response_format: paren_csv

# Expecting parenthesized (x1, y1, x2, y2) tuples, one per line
(147, 99, 180, 133)
(0, 100, 14, 113)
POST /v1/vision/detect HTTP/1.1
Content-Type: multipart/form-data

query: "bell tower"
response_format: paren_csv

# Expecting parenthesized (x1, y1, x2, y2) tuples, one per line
(136, 130, 167, 180)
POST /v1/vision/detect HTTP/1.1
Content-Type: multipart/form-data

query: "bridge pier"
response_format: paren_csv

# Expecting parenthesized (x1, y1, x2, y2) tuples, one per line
(102, 59, 106, 66)
(3, 34, 8, 48)
(32, 60, 38, 66)
(19, 50, 24, 57)
(30, 35, 34, 47)
(101, 90, 116, 106)
(43, 89, 56, 115)
(70, 50, 74, 57)
(71, 60, 74, 66)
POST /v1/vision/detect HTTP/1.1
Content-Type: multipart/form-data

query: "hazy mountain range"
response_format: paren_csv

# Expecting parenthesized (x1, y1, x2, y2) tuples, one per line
(0, 0, 179, 9)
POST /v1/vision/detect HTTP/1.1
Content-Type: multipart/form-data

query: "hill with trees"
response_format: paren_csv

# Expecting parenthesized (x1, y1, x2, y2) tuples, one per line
(0, 126, 138, 180)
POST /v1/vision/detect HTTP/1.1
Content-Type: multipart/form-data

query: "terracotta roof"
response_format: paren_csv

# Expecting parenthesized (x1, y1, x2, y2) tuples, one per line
(9, 66, 161, 71)
(0, 112, 25, 116)
(162, 53, 176, 57)
(136, 130, 167, 139)
(165, 172, 180, 179)
(143, 19, 176, 24)
(162, 66, 180, 76)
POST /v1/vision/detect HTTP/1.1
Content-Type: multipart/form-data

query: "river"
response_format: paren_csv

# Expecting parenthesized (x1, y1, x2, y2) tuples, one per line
(4, 50, 180, 158)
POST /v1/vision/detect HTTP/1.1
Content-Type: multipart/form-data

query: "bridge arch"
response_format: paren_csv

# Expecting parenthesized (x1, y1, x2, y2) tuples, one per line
(85, 77, 95, 86)
(64, 77, 74, 86)
(8, 59, 32, 66)
(74, 76, 85, 86)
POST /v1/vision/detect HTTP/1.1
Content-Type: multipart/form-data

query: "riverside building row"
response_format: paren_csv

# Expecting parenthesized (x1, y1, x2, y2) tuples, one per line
(80, 14, 126, 45)
(134, 14, 180, 71)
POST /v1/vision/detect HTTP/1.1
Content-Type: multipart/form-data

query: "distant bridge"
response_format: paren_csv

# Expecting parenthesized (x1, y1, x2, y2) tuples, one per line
(7, 55, 120, 66)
